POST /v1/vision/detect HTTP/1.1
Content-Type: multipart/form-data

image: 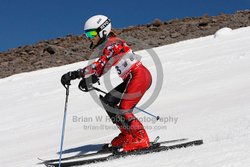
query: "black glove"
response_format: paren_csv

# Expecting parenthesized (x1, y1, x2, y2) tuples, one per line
(61, 70, 82, 87)
(78, 74, 99, 91)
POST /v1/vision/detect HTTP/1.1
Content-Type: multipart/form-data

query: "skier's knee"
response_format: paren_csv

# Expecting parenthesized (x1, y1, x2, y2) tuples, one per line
(103, 93, 120, 107)
(99, 95, 118, 124)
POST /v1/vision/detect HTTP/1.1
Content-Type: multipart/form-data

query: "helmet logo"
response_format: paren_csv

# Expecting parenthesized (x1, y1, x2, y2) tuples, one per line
(97, 18, 102, 24)
(99, 19, 111, 30)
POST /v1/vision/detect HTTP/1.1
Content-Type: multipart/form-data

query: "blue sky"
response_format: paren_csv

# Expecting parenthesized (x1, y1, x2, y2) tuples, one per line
(0, 0, 249, 52)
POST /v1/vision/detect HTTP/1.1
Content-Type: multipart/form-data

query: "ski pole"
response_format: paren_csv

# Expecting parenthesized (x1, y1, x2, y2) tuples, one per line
(134, 107, 160, 120)
(92, 86, 160, 120)
(59, 85, 70, 167)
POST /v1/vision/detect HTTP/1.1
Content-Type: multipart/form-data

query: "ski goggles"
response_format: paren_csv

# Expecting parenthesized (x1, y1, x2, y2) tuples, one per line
(85, 29, 98, 39)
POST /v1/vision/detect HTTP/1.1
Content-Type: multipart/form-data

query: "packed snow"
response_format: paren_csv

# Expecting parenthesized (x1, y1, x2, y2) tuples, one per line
(1, 26, 250, 167)
(214, 27, 233, 38)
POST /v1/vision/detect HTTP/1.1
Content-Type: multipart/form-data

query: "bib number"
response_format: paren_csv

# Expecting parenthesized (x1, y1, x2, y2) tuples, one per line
(115, 53, 140, 76)
(115, 66, 122, 75)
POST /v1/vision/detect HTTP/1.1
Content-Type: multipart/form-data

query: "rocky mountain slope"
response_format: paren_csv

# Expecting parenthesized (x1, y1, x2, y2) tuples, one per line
(0, 10, 250, 78)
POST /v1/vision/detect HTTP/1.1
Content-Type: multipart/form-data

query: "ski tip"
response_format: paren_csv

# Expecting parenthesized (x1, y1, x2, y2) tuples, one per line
(37, 157, 43, 161)
(185, 139, 203, 147)
(37, 157, 48, 165)
(196, 139, 204, 145)
(37, 157, 47, 163)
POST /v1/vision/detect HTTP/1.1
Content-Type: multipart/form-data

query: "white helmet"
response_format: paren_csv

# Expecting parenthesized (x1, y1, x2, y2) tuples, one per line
(84, 15, 111, 38)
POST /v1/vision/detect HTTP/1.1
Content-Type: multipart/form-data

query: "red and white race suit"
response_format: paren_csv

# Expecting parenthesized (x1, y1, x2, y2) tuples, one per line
(81, 37, 152, 111)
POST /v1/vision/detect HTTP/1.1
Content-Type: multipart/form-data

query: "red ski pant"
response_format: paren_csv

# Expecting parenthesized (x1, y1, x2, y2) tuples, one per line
(102, 63, 152, 123)
(119, 64, 152, 111)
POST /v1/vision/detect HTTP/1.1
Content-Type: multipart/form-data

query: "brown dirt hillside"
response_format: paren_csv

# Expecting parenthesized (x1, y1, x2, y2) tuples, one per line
(0, 10, 250, 78)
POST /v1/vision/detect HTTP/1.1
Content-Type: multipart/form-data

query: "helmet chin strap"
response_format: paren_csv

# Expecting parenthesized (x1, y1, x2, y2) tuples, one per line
(89, 42, 94, 49)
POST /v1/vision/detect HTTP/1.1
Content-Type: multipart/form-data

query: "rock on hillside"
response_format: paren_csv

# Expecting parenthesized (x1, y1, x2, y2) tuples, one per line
(0, 10, 250, 78)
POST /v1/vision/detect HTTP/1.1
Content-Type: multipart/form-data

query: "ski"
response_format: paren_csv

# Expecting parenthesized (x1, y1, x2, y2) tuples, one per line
(39, 137, 188, 164)
(44, 139, 203, 167)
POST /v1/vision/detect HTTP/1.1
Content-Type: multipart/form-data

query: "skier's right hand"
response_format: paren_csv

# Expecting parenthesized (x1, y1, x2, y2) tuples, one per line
(61, 70, 82, 88)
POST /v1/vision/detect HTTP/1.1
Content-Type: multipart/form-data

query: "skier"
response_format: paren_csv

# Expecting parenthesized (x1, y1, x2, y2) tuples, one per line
(61, 15, 152, 152)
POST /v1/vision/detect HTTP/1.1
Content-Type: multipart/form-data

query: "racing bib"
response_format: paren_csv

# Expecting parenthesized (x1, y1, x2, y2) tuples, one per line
(115, 52, 141, 77)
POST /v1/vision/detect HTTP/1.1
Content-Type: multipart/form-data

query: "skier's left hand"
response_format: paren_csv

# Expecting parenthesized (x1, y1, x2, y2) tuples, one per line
(61, 70, 82, 87)
(61, 72, 72, 87)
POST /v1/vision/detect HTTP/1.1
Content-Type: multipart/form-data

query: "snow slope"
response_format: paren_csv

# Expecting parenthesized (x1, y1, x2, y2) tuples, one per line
(1, 26, 250, 167)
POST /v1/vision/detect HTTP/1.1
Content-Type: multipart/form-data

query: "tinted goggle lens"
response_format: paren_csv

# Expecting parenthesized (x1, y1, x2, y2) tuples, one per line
(85, 30, 97, 38)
